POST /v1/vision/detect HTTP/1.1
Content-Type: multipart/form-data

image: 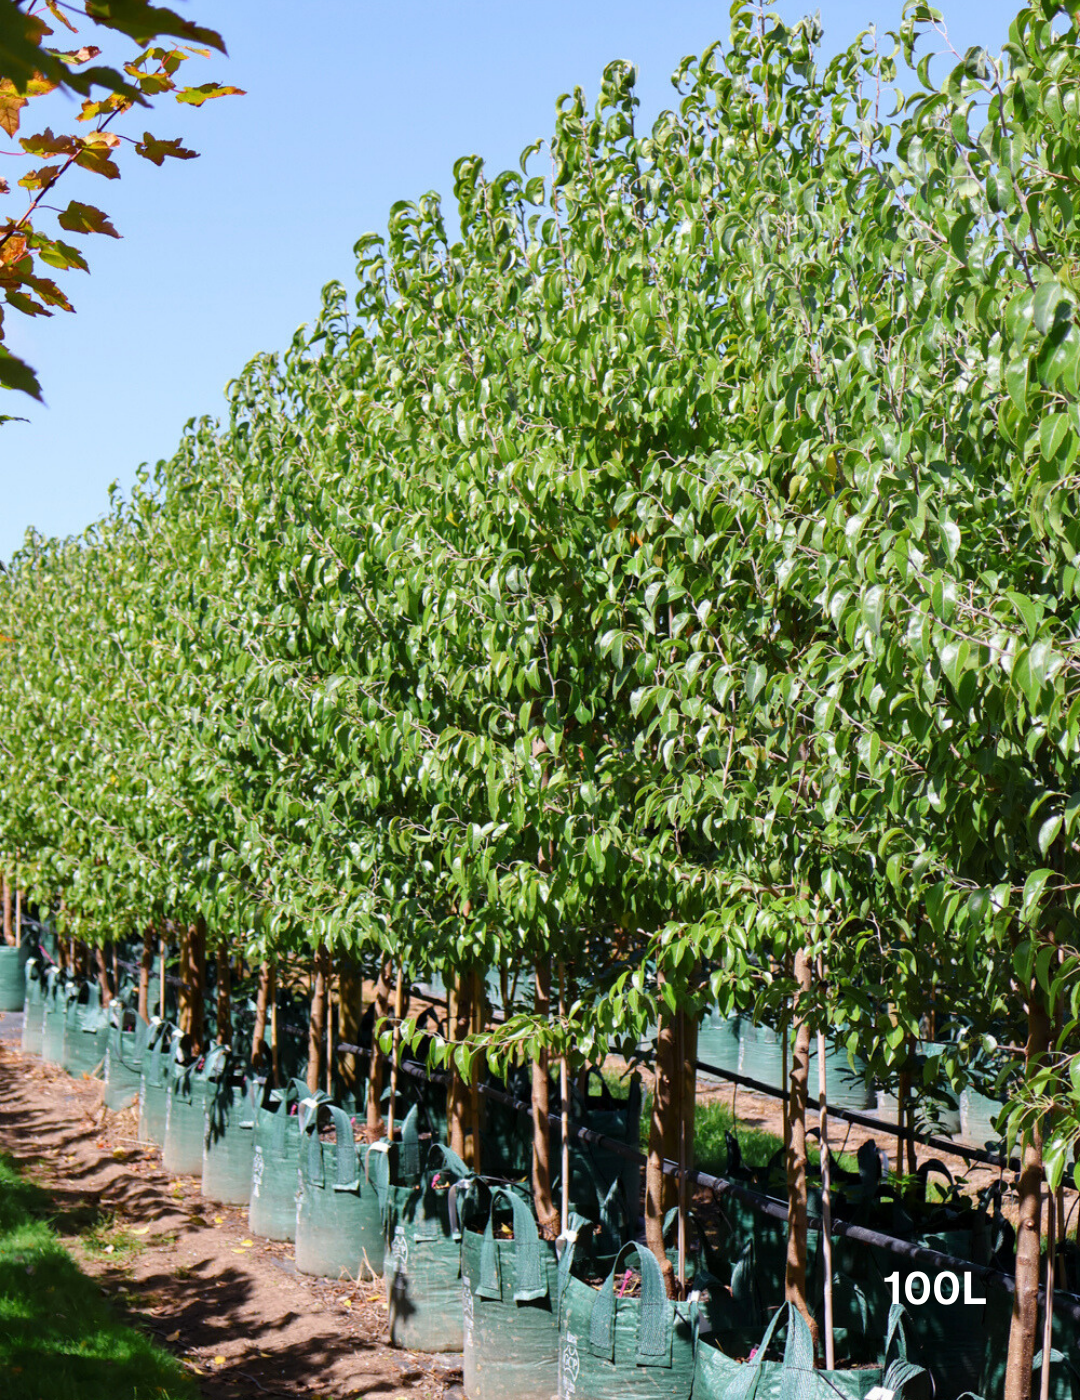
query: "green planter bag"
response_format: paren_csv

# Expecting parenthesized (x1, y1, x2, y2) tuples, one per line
(249, 1079, 325, 1242)
(461, 1185, 562, 1400)
(959, 1087, 1005, 1147)
(137, 1021, 175, 1144)
(979, 1284, 1080, 1400)
(63, 981, 108, 1078)
(164, 1044, 225, 1176)
(807, 1042, 874, 1113)
(0, 943, 29, 1011)
(41, 970, 73, 1065)
(295, 1103, 385, 1280)
(103, 1007, 152, 1111)
(693, 1302, 928, 1400)
(202, 1059, 255, 1204)
(385, 1132, 473, 1352)
(558, 1239, 697, 1400)
(737, 1022, 786, 1091)
(698, 1012, 743, 1084)
(564, 1071, 642, 1259)
(20, 956, 47, 1054)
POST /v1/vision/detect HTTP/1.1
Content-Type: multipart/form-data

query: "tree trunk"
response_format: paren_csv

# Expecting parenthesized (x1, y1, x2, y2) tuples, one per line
(94, 945, 113, 1005)
(366, 958, 392, 1139)
(786, 946, 819, 1347)
(178, 919, 206, 1052)
(645, 992, 679, 1299)
(531, 957, 558, 1234)
(468, 967, 484, 1168)
(307, 945, 329, 1095)
(137, 928, 154, 1023)
(1, 876, 12, 946)
(448, 968, 473, 1163)
(1004, 980, 1052, 1400)
(252, 960, 274, 1072)
(336, 958, 365, 1097)
(216, 943, 231, 1048)
(676, 1003, 698, 1289)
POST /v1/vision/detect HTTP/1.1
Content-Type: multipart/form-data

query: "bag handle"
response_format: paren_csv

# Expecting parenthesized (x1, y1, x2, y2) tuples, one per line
(588, 1239, 672, 1366)
(399, 1103, 421, 1179)
(300, 1104, 358, 1191)
(724, 1302, 793, 1400)
(477, 1185, 546, 1303)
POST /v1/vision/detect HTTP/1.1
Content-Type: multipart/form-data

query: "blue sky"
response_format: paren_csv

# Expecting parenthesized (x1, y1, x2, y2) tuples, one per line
(1, 0, 1023, 563)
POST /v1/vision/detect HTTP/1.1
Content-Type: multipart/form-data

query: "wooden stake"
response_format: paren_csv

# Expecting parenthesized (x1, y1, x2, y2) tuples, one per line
(559, 961, 570, 1238)
(817, 1023, 835, 1369)
(1041, 1187, 1055, 1400)
(387, 962, 405, 1142)
(159, 935, 166, 1019)
(676, 1003, 687, 1290)
(1, 875, 11, 947)
(14, 884, 21, 950)
(326, 959, 335, 1097)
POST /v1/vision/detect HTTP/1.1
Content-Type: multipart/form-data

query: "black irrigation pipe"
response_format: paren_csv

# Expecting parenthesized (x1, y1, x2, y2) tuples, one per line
(693, 1056, 1021, 1174)
(334, 1039, 1080, 1325)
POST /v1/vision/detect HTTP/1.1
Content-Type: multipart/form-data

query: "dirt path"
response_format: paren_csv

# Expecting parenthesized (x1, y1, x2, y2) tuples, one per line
(0, 1024, 462, 1400)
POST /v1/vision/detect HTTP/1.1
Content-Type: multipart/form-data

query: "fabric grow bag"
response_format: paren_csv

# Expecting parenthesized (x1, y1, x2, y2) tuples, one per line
(737, 1021, 786, 1091)
(0, 943, 29, 1011)
(693, 1302, 928, 1400)
(867, 1234, 985, 1397)
(103, 1007, 152, 1111)
(979, 1284, 1080, 1400)
(163, 1044, 224, 1175)
(249, 1079, 325, 1242)
(808, 1042, 874, 1113)
(137, 1021, 175, 1144)
(563, 1071, 642, 1258)
(461, 1186, 561, 1400)
(959, 1087, 1005, 1147)
(698, 1012, 743, 1084)
(202, 1061, 255, 1204)
(63, 981, 108, 1078)
(20, 956, 47, 1054)
(558, 1239, 697, 1400)
(41, 970, 73, 1065)
(295, 1103, 384, 1279)
(385, 1134, 473, 1352)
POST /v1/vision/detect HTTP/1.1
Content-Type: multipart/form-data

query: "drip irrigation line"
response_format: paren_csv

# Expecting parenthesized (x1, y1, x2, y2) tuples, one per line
(692, 1055, 1020, 1173)
(334, 1038, 1080, 1325)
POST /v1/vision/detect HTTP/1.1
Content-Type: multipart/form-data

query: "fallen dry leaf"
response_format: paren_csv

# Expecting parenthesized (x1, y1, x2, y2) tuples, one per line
(130, 1225, 150, 1236)
(166, 1330, 181, 1342)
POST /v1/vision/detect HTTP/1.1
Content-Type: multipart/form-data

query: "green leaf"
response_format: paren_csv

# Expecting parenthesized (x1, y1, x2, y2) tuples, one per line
(1033, 280, 1068, 336)
(0, 346, 42, 399)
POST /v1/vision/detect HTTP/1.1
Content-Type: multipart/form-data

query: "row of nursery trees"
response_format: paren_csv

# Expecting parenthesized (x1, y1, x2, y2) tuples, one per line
(2, 3, 1080, 1394)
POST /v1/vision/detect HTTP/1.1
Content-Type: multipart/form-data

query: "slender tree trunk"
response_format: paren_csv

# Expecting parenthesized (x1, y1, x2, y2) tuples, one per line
(1004, 981, 1052, 1400)
(336, 958, 364, 1097)
(531, 956, 558, 1234)
(448, 968, 473, 1162)
(307, 945, 329, 1094)
(468, 967, 484, 1168)
(676, 1004, 698, 1290)
(252, 960, 274, 1069)
(1, 876, 12, 947)
(13, 884, 20, 948)
(786, 946, 819, 1347)
(158, 934, 167, 1019)
(366, 958, 392, 1139)
(137, 928, 153, 1023)
(94, 946, 112, 1005)
(645, 990, 679, 1299)
(216, 943, 231, 1048)
(178, 920, 206, 1052)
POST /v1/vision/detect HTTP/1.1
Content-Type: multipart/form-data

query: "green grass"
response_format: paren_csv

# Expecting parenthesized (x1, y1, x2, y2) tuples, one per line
(0, 1155, 196, 1400)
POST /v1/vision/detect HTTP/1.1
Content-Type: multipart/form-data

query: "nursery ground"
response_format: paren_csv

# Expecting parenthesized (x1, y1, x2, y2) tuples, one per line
(0, 1016, 460, 1400)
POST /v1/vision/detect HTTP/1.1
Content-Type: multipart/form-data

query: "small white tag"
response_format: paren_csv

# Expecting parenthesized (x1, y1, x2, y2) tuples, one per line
(865, 1388, 895, 1400)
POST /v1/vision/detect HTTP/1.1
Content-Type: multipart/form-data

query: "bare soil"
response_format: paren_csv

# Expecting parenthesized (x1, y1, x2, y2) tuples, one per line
(0, 1022, 462, 1400)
